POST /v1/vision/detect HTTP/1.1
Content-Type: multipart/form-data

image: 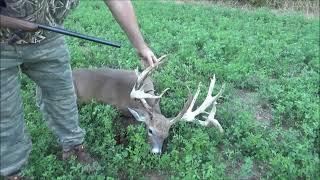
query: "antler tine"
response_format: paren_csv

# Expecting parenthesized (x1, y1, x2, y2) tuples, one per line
(140, 98, 153, 114)
(170, 87, 195, 124)
(153, 88, 170, 108)
(207, 102, 224, 133)
(207, 75, 216, 97)
(184, 82, 201, 121)
(200, 103, 224, 133)
(156, 54, 168, 65)
(158, 88, 170, 98)
(192, 76, 217, 116)
(136, 55, 167, 87)
(171, 75, 225, 133)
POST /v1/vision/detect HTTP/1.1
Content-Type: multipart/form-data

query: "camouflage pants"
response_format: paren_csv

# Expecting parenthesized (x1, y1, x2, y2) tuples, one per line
(0, 35, 85, 176)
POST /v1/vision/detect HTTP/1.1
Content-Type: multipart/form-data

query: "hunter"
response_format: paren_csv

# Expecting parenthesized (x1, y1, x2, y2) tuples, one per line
(0, 0, 158, 179)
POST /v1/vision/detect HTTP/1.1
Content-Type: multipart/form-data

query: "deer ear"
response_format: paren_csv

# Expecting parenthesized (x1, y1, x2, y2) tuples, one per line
(128, 107, 150, 122)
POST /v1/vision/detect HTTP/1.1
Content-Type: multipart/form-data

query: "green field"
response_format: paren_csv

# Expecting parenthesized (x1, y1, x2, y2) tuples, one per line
(20, 0, 319, 179)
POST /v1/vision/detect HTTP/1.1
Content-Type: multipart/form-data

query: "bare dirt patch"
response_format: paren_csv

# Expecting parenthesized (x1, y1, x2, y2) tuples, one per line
(235, 89, 272, 126)
(117, 169, 171, 180)
(143, 170, 171, 180)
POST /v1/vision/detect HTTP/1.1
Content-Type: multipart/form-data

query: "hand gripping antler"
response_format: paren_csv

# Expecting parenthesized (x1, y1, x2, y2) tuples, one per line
(130, 55, 169, 111)
(171, 75, 225, 133)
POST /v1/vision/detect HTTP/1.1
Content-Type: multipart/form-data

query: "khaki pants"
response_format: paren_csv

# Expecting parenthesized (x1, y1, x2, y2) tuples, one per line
(0, 35, 85, 176)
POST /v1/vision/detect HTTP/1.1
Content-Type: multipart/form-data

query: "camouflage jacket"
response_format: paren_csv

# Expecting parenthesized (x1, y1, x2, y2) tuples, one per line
(0, 0, 79, 44)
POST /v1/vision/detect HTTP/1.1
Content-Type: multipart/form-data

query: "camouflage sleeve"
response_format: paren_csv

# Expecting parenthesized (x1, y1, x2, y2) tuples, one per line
(0, 0, 80, 44)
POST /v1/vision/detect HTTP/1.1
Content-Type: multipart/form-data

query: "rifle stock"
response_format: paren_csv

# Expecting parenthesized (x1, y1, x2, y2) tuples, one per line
(0, 15, 120, 47)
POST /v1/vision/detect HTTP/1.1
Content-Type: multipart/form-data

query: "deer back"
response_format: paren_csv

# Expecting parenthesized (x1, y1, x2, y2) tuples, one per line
(72, 68, 160, 116)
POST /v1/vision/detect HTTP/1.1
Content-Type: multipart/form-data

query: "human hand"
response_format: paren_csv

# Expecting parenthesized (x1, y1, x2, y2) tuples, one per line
(137, 46, 157, 68)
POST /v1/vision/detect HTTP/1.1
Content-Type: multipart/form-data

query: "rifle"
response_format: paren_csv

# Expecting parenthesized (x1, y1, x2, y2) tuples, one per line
(0, 15, 121, 48)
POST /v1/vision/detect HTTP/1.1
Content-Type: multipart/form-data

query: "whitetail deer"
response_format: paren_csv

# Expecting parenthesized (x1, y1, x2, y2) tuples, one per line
(72, 55, 225, 154)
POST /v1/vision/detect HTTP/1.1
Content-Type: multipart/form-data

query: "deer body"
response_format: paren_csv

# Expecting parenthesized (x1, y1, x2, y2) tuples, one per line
(72, 68, 160, 116)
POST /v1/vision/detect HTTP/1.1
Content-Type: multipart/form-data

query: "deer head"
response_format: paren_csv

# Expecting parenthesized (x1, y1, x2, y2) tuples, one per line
(128, 107, 172, 154)
(129, 55, 225, 154)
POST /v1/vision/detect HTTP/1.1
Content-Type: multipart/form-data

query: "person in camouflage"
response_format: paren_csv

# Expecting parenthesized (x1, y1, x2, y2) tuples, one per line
(0, 0, 158, 178)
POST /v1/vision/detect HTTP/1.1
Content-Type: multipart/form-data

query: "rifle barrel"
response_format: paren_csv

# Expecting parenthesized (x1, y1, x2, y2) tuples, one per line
(38, 24, 121, 48)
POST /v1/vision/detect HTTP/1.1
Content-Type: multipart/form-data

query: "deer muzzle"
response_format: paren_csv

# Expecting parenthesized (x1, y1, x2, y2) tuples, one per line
(150, 136, 164, 154)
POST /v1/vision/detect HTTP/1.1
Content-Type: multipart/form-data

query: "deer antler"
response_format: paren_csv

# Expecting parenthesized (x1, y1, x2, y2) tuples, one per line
(171, 75, 225, 133)
(130, 55, 169, 112)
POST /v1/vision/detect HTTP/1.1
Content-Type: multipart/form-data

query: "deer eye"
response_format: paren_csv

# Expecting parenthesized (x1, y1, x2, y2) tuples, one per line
(148, 128, 153, 135)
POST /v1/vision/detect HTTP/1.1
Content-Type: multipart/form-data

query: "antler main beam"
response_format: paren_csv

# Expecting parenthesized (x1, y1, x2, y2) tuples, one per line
(135, 55, 167, 88)
(130, 55, 168, 112)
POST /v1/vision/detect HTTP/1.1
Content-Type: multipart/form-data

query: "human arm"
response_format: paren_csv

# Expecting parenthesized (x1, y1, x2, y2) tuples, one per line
(0, 15, 38, 31)
(104, 0, 157, 67)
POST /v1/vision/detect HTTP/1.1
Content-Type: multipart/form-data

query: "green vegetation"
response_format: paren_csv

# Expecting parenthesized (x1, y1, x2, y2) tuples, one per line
(20, 1, 319, 179)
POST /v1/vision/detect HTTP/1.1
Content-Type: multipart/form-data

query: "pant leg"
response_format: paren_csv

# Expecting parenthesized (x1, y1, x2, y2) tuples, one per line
(0, 45, 31, 176)
(21, 36, 85, 151)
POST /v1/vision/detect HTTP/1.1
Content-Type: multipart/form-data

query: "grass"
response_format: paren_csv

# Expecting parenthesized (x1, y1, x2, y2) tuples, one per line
(19, 0, 319, 179)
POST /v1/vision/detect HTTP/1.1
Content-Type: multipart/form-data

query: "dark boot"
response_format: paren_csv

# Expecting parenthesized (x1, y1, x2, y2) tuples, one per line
(62, 144, 95, 164)
(4, 171, 23, 180)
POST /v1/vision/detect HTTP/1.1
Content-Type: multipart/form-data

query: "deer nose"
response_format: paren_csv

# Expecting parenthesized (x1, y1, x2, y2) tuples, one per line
(151, 148, 162, 154)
